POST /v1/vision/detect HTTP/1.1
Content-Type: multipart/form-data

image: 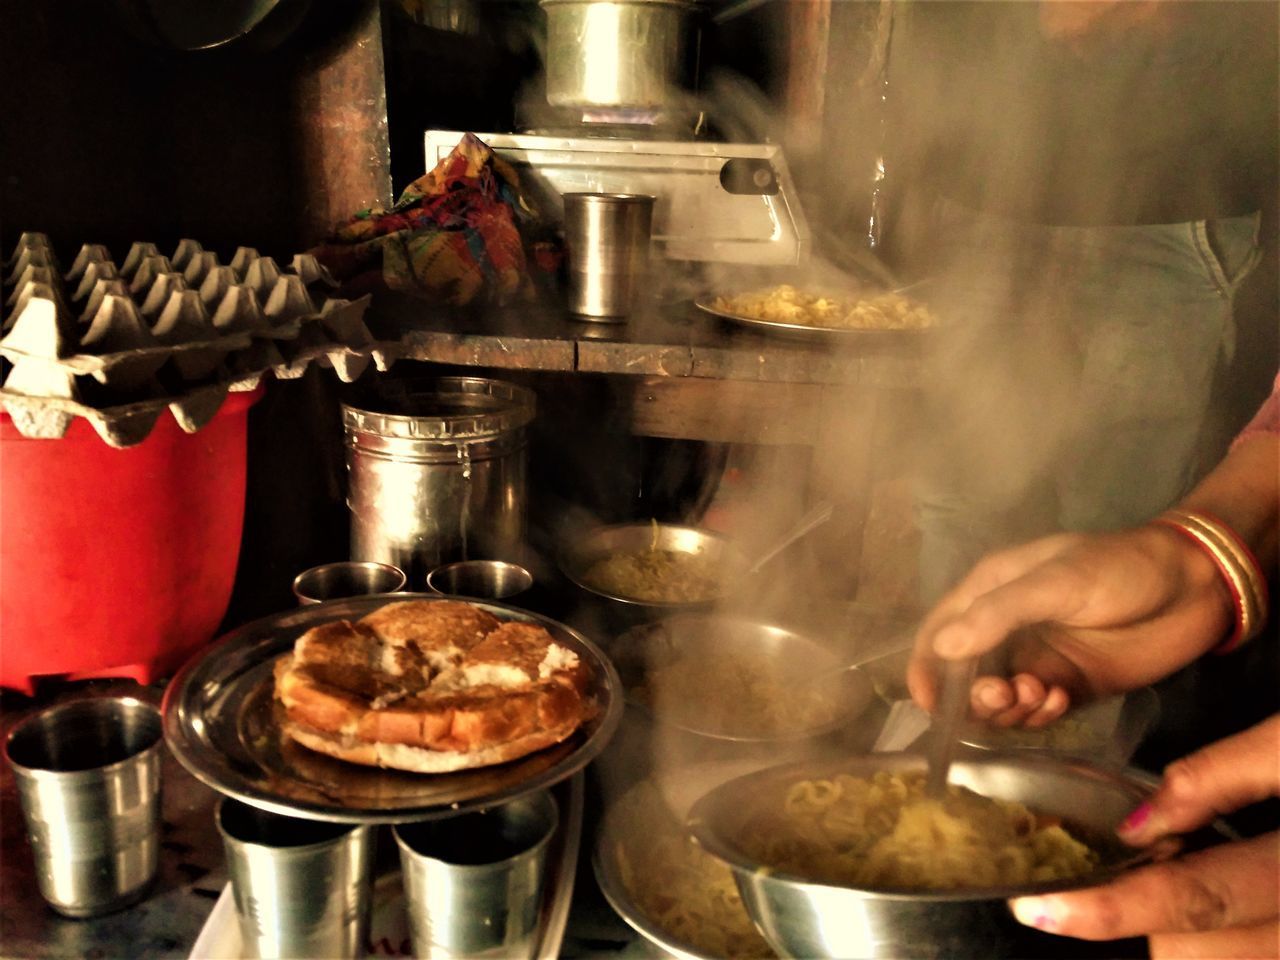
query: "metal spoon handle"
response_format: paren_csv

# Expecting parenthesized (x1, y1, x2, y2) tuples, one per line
(924, 657, 977, 797)
(746, 500, 835, 576)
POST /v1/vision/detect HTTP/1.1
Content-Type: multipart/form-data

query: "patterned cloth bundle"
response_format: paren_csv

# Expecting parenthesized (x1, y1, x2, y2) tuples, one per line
(312, 132, 559, 306)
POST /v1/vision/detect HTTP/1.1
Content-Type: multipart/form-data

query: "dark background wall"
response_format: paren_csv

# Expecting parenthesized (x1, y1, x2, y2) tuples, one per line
(0, 0, 370, 259)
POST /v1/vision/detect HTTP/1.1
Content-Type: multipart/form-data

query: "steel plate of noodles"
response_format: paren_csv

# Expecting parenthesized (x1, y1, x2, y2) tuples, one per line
(740, 771, 1099, 890)
(711, 284, 936, 331)
(610, 782, 774, 959)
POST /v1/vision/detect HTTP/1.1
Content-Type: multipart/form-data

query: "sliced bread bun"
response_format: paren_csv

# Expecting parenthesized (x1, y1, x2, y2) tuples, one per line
(273, 600, 591, 773)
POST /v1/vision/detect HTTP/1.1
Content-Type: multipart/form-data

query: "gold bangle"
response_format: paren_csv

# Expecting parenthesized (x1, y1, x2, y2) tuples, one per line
(1153, 508, 1270, 654)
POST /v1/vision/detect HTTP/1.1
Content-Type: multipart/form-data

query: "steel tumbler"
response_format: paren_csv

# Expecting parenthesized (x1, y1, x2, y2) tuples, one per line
(4, 696, 164, 918)
(292, 560, 407, 605)
(393, 791, 558, 959)
(563, 192, 655, 320)
(217, 798, 374, 960)
(425, 559, 533, 600)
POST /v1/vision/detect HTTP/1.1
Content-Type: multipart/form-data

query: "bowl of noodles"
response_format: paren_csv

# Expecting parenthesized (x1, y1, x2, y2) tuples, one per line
(686, 751, 1184, 959)
(594, 778, 776, 959)
(612, 614, 876, 745)
(560, 522, 748, 626)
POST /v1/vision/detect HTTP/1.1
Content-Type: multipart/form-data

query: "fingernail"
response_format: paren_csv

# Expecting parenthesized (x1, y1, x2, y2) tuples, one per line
(1010, 896, 1058, 931)
(933, 629, 967, 658)
(1118, 802, 1152, 837)
(1014, 676, 1041, 706)
(977, 682, 1006, 710)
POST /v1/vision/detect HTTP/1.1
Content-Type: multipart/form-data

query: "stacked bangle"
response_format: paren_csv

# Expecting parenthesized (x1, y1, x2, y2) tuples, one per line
(1153, 508, 1270, 655)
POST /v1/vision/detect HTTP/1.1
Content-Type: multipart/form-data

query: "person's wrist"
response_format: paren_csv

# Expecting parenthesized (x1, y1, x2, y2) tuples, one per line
(1150, 509, 1270, 654)
(1143, 522, 1234, 649)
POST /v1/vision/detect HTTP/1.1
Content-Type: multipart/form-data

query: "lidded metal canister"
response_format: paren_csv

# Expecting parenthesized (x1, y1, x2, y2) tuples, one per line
(342, 378, 536, 589)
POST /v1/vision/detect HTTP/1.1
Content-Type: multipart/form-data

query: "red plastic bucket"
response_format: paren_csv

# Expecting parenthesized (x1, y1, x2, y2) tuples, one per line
(0, 388, 262, 694)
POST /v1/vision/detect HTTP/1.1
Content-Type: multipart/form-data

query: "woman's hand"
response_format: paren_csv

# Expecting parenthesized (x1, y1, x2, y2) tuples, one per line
(1008, 716, 1280, 959)
(907, 523, 1232, 726)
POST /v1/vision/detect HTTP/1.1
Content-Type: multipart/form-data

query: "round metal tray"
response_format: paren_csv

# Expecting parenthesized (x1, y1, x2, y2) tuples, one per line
(162, 593, 622, 823)
(694, 297, 932, 342)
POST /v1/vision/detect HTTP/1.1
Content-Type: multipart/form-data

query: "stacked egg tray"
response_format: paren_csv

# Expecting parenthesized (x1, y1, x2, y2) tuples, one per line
(1, 233, 376, 447)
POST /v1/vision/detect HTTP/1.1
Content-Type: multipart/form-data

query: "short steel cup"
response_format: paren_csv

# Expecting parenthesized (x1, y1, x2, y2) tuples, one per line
(393, 791, 558, 960)
(564, 192, 655, 320)
(4, 696, 164, 918)
(292, 560, 407, 605)
(216, 798, 374, 960)
(426, 559, 534, 600)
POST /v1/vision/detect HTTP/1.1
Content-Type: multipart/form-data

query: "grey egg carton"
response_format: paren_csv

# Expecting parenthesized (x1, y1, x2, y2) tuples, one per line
(1, 233, 375, 447)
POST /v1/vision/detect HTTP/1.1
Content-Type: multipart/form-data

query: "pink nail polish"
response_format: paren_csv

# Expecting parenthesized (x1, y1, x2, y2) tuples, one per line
(1119, 802, 1152, 834)
(1011, 897, 1056, 930)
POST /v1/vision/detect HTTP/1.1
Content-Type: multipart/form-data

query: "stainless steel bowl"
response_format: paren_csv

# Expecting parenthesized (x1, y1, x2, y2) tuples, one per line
(612, 614, 875, 744)
(687, 751, 1182, 959)
(602, 615, 883, 845)
(560, 522, 747, 611)
(593, 778, 775, 960)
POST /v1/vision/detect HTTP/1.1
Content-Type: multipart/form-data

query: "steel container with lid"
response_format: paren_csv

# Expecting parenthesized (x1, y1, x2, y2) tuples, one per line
(342, 378, 536, 589)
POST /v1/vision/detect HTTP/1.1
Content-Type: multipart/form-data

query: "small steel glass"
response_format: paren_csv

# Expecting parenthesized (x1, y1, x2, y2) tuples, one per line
(216, 797, 375, 960)
(292, 560, 407, 605)
(4, 696, 164, 918)
(393, 791, 558, 960)
(426, 559, 534, 600)
(563, 192, 655, 320)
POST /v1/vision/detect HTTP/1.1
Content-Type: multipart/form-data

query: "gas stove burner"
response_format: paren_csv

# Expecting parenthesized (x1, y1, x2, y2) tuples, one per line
(523, 123, 704, 143)
(517, 103, 708, 142)
(580, 108, 664, 126)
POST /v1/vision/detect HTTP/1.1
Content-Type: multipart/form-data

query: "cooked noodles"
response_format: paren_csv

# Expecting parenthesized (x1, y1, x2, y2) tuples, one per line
(583, 526, 725, 604)
(740, 771, 1098, 890)
(613, 783, 773, 959)
(634, 649, 841, 737)
(711, 284, 936, 331)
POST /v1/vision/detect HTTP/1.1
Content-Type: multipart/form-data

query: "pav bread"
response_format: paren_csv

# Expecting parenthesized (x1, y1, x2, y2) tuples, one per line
(273, 600, 592, 773)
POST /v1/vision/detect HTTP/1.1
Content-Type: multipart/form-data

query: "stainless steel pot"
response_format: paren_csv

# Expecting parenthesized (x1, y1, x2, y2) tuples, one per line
(540, 0, 699, 111)
(342, 378, 536, 590)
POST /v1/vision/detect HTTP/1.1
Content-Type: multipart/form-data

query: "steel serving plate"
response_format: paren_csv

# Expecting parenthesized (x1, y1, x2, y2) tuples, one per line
(161, 593, 622, 823)
(694, 295, 934, 342)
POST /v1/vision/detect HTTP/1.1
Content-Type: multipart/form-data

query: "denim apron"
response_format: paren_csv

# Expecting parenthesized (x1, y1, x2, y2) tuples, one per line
(913, 199, 1262, 602)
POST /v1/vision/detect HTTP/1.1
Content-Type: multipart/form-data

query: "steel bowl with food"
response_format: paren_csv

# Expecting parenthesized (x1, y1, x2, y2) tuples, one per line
(686, 751, 1183, 959)
(594, 778, 776, 960)
(601, 614, 884, 841)
(560, 522, 749, 630)
(612, 614, 876, 745)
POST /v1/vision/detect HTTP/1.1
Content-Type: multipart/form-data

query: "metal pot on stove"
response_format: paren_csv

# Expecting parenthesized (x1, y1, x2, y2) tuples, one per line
(540, 0, 702, 111)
